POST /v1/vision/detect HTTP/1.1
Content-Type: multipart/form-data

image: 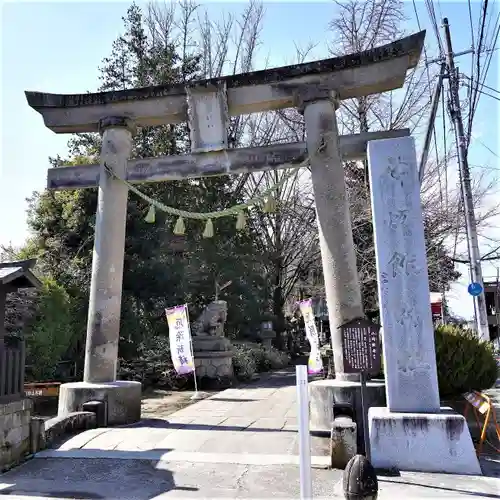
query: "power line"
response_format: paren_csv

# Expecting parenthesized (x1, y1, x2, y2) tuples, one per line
(467, 0, 476, 128)
(422, 11, 496, 214)
(413, 0, 447, 196)
(425, 0, 445, 54)
(461, 81, 500, 102)
(471, 135, 500, 159)
(467, 0, 489, 140)
(478, 14, 500, 95)
(413, 0, 443, 189)
(412, 0, 432, 73)
(467, 6, 500, 143)
(461, 73, 499, 94)
(475, 88, 500, 101)
(470, 165, 499, 173)
(476, 138, 499, 159)
(468, 0, 476, 51)
(476, 15, 499, 96)
(419, 64, 445, 183)
(453, 250, 500, 264)
(436, 0, 444, 21)
(483, 1, 496, 49)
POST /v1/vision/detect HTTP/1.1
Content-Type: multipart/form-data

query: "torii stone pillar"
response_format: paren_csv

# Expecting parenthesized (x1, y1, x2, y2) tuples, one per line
(299, 88, 364, 379)
(58, 117, 142, 425)
(301, 88, 386, 455)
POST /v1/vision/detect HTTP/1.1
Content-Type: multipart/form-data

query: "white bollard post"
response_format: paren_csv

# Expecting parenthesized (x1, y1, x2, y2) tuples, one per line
(296, 364, 313, 500)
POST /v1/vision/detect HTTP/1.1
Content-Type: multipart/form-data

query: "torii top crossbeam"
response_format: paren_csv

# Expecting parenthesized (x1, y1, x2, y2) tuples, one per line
(25, 31, 425, 134)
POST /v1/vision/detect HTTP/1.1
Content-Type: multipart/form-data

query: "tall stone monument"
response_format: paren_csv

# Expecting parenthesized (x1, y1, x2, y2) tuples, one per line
(367, 136, 481, 475)
(25, 31, 425, 427)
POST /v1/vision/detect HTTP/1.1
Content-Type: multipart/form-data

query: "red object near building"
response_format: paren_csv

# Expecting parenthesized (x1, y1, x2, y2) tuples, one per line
(431, 302, 441, 315)
(430, 292, 443, 322)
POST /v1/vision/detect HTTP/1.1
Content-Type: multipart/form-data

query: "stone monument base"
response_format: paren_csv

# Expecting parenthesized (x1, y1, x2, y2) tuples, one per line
(58, 380, 142, 426)
(309, 379, 386, 445)
(369, 406, 482, 475)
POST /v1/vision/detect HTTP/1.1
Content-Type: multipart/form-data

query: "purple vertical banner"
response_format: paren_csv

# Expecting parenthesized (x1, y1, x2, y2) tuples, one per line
(165, 304, 195, 375)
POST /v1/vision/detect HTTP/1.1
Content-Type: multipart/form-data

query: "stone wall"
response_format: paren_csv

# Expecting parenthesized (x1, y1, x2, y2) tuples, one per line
(0, 399, 32, 471)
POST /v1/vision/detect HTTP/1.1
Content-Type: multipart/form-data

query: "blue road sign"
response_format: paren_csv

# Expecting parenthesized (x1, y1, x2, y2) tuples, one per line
(467, 282, 483, 297)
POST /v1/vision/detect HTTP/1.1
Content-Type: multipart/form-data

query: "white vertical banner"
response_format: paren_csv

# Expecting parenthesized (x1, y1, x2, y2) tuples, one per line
(165, 304, 195, 375)
(298, 298, 323, 375)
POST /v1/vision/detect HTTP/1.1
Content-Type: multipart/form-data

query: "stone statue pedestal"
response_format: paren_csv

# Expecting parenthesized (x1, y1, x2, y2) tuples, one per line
(191, 300, 233, 388)
(192, 336, 233, 388)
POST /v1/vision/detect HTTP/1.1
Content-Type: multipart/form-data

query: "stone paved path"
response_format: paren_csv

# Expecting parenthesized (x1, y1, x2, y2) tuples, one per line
(1, 369, 499, 499)
(34, 369, 330, 466)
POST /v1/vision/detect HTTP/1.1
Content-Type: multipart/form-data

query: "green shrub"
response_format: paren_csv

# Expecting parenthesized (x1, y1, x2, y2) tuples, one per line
(250, 345, 272, 371)
(232, 345, 258, 381)
(118, 335, 189, 390)
(25, 278, 77, 381)
(119, 338, 292, 388)
(435, 324, 497, 398)
(232, 344, 291, 381)
(265, 347, 291, 370)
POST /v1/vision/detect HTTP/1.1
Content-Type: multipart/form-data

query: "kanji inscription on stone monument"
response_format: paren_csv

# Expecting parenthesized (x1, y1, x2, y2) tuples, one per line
(340, 317, 381, 374)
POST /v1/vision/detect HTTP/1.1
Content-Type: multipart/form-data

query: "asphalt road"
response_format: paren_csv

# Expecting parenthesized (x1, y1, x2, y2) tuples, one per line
(1, 456, 499, 499)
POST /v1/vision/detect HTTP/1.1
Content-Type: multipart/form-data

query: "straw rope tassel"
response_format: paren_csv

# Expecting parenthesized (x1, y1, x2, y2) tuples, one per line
(236, 211, 246, 231)
(144, 204, 156, 223)
(203, 219, 214, 238)
(263, 193, 276, 213)
(173, 216, 186, 235)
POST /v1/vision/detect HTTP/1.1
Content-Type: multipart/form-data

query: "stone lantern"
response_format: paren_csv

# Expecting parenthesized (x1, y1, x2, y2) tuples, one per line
(258, 318, 276, 348)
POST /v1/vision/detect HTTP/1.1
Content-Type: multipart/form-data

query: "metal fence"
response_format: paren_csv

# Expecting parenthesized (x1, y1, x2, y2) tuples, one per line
(0, 336, 25, 404)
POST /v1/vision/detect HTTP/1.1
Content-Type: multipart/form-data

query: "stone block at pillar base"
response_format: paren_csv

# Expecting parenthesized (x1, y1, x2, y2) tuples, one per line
(309, 379, 386, 452)
(330, 416, 357, 469)
(58, 381, 141, 426)
(369, 406, 482, 475)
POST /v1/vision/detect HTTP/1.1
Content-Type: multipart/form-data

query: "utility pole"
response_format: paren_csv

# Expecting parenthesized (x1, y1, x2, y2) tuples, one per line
(442, 18, 490, 342)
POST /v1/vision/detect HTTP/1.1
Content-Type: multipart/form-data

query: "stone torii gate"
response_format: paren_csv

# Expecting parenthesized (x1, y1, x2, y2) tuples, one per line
(26, 32, 425, 426)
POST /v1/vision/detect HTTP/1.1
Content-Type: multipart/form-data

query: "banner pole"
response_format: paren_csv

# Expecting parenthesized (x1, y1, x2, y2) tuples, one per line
(185, 304, 201, 400)
(296, 364, 313, 500)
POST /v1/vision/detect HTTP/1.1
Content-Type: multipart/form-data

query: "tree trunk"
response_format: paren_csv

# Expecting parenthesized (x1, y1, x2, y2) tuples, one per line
(272, 284, 285, 350)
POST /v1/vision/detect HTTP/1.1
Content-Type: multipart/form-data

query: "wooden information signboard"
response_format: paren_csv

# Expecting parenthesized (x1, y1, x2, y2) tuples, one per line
(338, 317, 382, 462)
(339, 317, 381, 375)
